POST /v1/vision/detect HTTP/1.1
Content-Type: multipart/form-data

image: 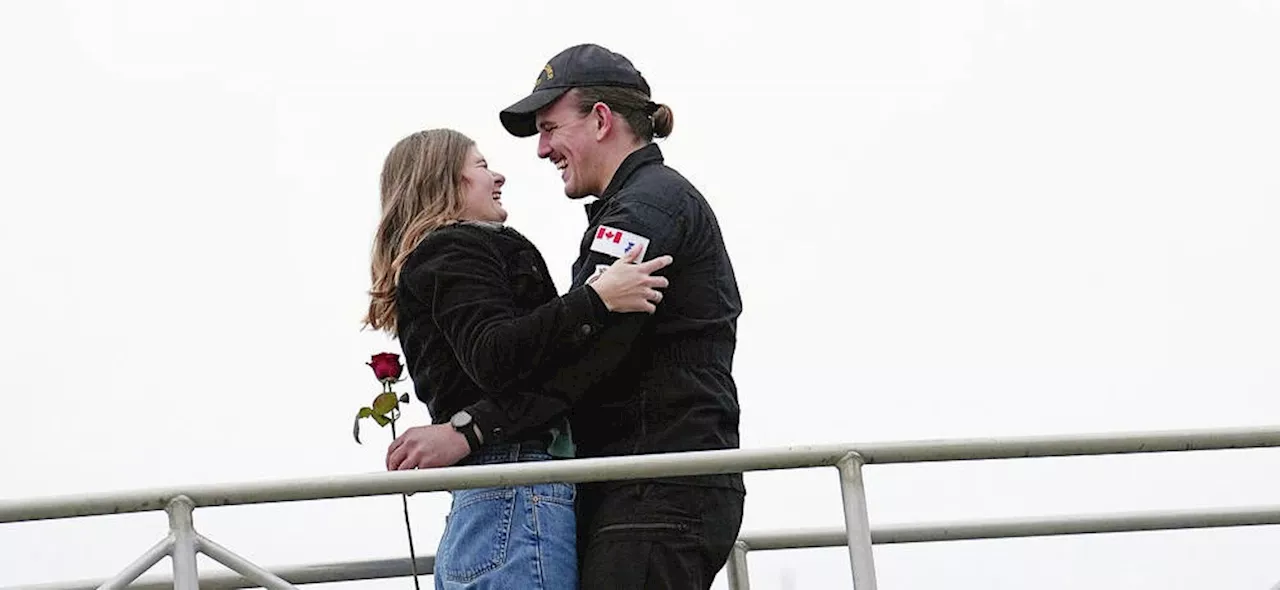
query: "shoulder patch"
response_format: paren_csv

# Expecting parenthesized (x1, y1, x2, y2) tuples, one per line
(590, 225, 650, 260)
(586, 264, 610, 284)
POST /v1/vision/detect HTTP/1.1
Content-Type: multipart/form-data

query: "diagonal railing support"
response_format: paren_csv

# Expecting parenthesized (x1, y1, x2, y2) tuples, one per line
(197, 535, 295, 590)
(94, 534, 173, 590)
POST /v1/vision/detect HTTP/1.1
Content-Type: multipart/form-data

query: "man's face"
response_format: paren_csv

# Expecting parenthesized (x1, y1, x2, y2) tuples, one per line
(535, 93, 600, 199)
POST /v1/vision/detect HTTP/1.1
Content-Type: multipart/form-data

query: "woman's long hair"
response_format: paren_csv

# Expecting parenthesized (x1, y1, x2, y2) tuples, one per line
(364, 129, 475, 334)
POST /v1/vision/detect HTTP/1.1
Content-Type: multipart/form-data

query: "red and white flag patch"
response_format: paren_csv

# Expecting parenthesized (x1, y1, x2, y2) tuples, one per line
(590, 225, 650, 260)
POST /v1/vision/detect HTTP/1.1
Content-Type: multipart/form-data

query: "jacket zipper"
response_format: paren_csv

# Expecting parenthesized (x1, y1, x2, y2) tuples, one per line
(594, 522, 688, 535)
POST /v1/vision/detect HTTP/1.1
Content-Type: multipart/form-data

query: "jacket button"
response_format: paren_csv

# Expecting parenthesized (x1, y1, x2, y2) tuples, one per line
(579, 324, 594, 336)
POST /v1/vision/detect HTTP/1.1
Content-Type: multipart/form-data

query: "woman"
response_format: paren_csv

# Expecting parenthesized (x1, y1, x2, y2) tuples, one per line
(364, 128, 671, 590)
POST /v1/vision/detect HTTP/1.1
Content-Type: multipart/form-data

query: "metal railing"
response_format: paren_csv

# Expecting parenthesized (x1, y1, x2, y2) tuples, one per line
(3, 425, 1280, 589)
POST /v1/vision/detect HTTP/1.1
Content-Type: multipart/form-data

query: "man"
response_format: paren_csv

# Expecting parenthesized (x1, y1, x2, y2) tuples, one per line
(497, 43, 746, 589)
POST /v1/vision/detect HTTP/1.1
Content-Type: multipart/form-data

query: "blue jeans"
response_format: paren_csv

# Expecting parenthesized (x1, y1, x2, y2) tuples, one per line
(434, 442, 577, 590)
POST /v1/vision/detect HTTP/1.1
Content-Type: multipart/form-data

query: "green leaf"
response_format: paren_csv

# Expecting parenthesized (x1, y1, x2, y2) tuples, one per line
(372, 392, 398, 415)
(352, 407, 378, 444)
(372, 413, 391, 427)
(399, 393, 410, 404)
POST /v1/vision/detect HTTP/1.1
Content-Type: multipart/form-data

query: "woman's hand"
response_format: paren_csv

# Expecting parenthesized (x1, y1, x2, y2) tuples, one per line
(588, 247, 674, 313)
(386, 424, 470, 471)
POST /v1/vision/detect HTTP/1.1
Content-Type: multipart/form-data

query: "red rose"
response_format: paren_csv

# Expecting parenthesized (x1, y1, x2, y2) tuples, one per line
(367, 352, 403, 383)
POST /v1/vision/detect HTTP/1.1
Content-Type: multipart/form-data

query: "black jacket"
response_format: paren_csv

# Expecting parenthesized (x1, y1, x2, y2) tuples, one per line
(396, 220, 607, 438)
(398, 144, 743, 491)
(562, 144, 743, 491)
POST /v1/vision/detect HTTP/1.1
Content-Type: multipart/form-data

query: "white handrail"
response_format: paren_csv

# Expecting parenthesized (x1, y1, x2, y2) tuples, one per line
(3, 424, 1278, 590)
(4, 424, 1278, 523)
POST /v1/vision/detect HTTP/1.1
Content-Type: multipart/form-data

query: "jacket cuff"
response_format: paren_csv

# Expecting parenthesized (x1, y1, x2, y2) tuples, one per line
(464, 399, 508, 446)
(563, 286, 609, 341)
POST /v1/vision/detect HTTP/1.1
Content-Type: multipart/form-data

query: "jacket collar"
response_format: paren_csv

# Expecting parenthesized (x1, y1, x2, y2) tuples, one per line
(455, 219, 533, 243)
(457, 220, 504, 232)
(585, 143, 663, 220)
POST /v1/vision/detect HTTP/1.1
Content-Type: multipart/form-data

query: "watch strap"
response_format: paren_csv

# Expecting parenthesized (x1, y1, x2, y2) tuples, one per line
(457, 422, 481, 453)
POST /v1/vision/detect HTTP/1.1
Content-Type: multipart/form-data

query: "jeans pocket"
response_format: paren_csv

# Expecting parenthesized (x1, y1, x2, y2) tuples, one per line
(530, 481, 576, 506)
(438, 487, 516, 583)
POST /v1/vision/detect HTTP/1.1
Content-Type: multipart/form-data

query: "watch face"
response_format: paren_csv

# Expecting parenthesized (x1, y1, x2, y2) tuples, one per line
(451, 411, 472, 428)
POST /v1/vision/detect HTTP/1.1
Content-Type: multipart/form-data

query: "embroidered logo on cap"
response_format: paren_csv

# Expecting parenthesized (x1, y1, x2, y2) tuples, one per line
(536, 64, 554, 87)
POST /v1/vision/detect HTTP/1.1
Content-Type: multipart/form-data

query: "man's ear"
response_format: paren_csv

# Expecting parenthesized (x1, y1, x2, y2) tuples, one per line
(592, 102, 613, 141)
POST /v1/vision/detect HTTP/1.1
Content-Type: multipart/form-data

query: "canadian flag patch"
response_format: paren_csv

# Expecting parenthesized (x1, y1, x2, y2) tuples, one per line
(590, 225, 650, 260)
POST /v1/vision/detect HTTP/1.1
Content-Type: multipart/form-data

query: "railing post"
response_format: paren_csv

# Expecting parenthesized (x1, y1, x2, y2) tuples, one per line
(836, 452, 878, 590)
(167, 495, 200, 590)
(725, 540, 751, 590)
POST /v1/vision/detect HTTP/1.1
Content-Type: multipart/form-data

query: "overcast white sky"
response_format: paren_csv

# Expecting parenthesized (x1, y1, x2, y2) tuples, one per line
(2, 1, 1279, 588)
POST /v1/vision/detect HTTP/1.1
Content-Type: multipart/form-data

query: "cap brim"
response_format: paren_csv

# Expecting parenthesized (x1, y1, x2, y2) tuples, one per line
(500, 87, 570, 137)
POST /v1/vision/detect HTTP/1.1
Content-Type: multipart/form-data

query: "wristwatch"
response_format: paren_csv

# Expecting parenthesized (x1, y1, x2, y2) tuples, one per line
(450, 410, 482, 453)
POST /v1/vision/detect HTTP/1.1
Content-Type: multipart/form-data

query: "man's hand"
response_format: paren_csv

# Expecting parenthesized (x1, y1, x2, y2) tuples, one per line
(589, 246, 673, 314)
(386, 424, 471, 471)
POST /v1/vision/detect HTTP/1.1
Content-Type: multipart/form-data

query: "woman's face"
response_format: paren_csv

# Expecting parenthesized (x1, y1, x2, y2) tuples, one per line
(458, 146, 507, 223)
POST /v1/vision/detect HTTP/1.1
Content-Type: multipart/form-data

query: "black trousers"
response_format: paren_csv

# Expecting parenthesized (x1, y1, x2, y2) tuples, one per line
(576, 481, 746, 589)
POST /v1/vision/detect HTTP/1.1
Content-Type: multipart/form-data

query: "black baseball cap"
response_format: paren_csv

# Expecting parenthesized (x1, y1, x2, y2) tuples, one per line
(500, 44, 651, 138)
